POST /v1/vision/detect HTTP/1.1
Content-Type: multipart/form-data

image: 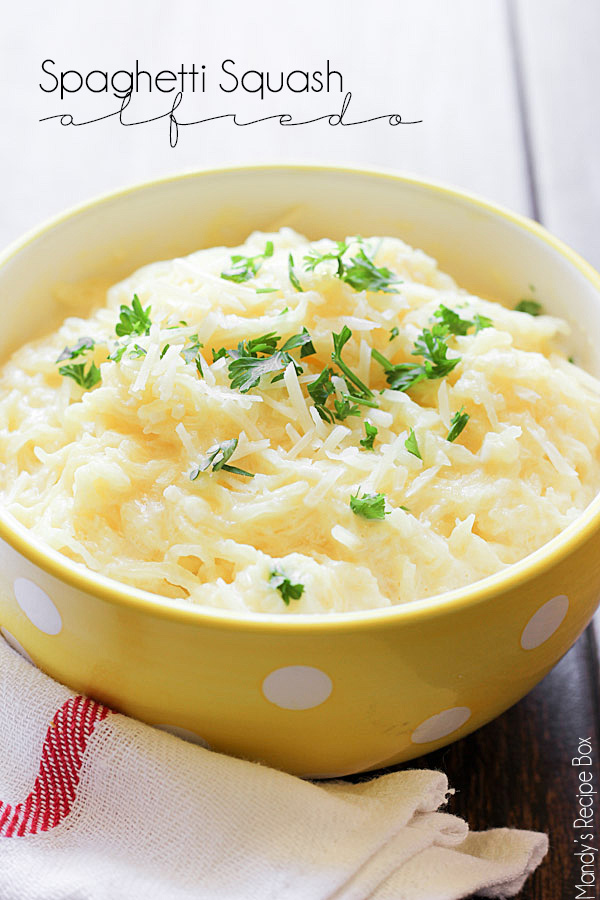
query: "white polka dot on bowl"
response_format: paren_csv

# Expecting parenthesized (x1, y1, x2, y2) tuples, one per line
(0, 626, 35, 665)
(520, 594, 569, 651)
(262, 665, 333, 710)
(13, 577, 62, 635)
(155, 724, 210, 748)
(411, 706, 472, 744)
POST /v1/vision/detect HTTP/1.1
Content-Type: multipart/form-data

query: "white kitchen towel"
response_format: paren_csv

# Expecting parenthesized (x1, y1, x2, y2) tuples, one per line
(0, 637, 547, 900)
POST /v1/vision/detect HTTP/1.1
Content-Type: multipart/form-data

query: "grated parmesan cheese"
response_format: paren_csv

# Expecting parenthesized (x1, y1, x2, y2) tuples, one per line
(0, 229, 599, 614)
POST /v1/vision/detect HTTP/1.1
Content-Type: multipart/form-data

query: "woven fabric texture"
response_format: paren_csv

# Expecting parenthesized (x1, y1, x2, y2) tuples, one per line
(0, 638, 548, 899)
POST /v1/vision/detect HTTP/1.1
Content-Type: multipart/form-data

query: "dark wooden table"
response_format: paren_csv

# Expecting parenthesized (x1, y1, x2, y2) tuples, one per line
(359, 625, 600, 897)
(1, 2, 599, 899)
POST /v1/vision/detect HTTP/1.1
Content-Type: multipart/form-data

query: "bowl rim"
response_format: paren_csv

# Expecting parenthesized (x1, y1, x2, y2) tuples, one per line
(2, 161, 600, 633)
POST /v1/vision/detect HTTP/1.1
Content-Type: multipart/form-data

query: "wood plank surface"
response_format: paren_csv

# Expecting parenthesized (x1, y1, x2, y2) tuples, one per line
(378, 629, 600, 898)
(512, 0, 600, 669)
(0, 0, 529, 246)
(377, 6, 600, 895)
(1, 2, 600, 898)
(513, 0, 600, 267)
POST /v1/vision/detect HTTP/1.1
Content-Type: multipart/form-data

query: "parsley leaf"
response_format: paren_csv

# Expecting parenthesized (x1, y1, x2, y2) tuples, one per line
(303, 241, 348, 276)
(473, 314, 493, 332)
(341, 249, 401, 294)
(269, 570, 305, 606)
(108, 344, 127, 363)
(515, 299, 543, 316)
(359, 421, 378, 450)
(334, 397, 361, 420)
(372, 303, 491, 393)
(220, 241, 274, 283)
(372, 314, 461, 392)
(371, 348, 428, 392)
(240, 332, 280, 356)
(115, 294, 152, 337)
(307, 367, 336, 423)
(350, 490, 390, 520)
(331, 325, 373, 398)
(303, 242, 401, 294)
(447, 407, 469, 442)
(181, 334, 203, 364)
(404, 428, 422, 459)
(389, 326, 399, 341)
(56, 336, 95, 363)
(288, 253, 304, 292)
(433, 305, 491, 336)
(306, 327, 377, 422)
(189, 438, 254, 479)
(219, 330, 315, 393)
(58, 361, 101, 390)
(412, 327, 461, 378)
(229, 351, 296, 393)
(280, 327, 316, 358)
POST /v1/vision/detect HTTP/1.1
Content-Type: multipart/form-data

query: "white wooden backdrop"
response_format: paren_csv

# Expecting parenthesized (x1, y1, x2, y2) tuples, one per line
(1, 0, 599, 647)
(1, 0, 597, 266)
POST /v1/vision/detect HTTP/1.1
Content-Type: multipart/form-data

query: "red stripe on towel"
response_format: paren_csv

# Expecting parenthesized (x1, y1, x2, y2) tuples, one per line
(0, 696, 112, 837)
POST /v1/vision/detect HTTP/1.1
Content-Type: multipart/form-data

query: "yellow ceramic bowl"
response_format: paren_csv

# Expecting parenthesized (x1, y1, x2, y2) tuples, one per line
(1, 165, 600, 778)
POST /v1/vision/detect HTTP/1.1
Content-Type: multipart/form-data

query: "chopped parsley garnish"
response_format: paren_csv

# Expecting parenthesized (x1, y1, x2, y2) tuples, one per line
(181, 334, 203, 364)
(404, 428, 422, 459)
(359, 421, 378, 450)
(433, 304, 492, 335)
(514, 299, 543, 316)
(229, 351, 296, 393)
(343, 393, 379, 410)
(115, 294, 152, 337)
(288, 254, 304, 292)
(333, 397, 361, 420)
(412, 327, 462, 378)
(269, 570, 305, 606)
(220, 241, 274, 284)
(58, 361, 101, 390)
(240, 332, 280, 356)
(331, 325, 373, 398)
(189, 438, 254, 479)
(447, 407, 469, 442)
(160, 344, 170, 359)
(56, 336, 95, 363)
(371, 306, 467, 392)
(473, 313, 493, 332)
(108, 344, 127, 363)
(304, 243, 401, 294)
(350, 490, 389, 520)
(281, 328, 316, 357)
(212, 347, 228, 362)
(129, 344, 147, 358)
(256, 288, 278, 294)
(304, 241, 348, 276)
(389, 326, 399, 341)
(306, 326, 376, 422)
(307, 366, 336, 423)
(217, 329, 315, 394)
(341, 249, 401, 294)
